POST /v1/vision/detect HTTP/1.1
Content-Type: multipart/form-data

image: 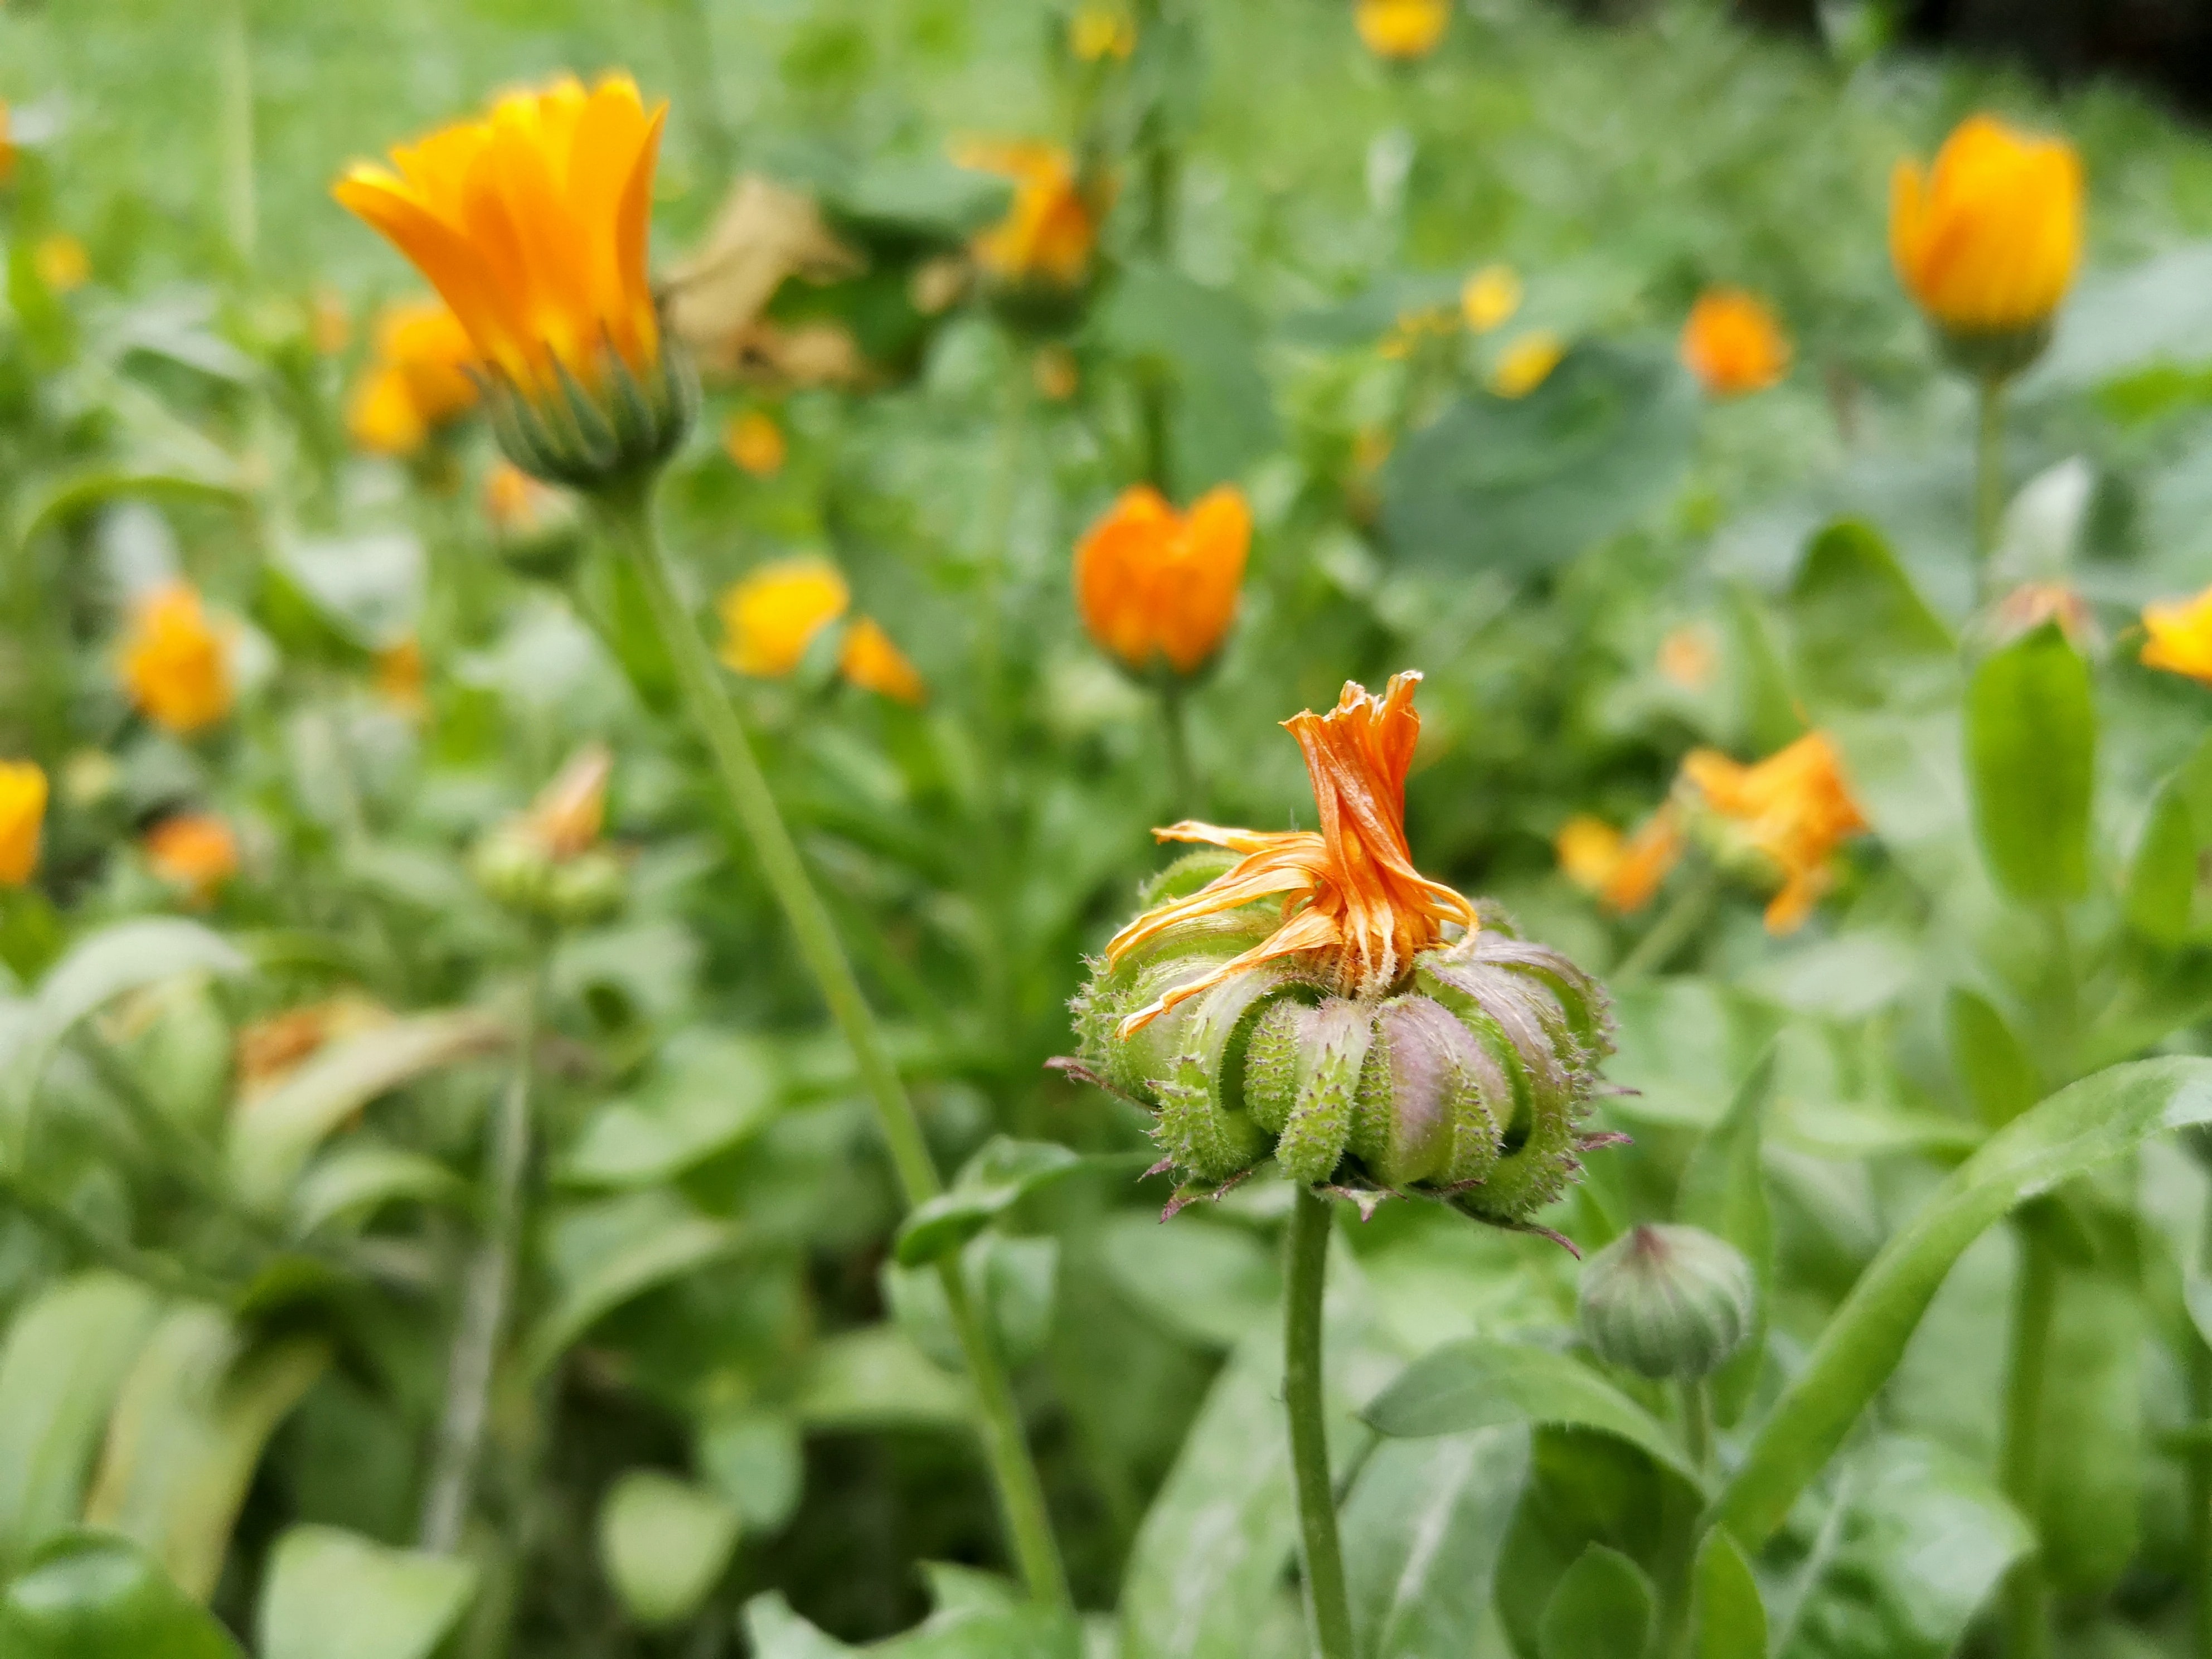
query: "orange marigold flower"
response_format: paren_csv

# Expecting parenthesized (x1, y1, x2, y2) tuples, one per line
(1555, 808, 1685, 914)
(1356, 0, 1451, 60)
(724, 410, 788, 478)
(0, 760, 47, 887)
(346, 298, 479, 457)
(1890, 114, 2083, 338)
(1555, 816, 1623, 893)
(840, 617, 928, 705)
(717, 558, 851, 679)
(1105, 673, 1478, 1034)
(144, 813, 240, 904)
(121, 585, 233, 735)
(1075, 484, 1250, 677)
(955, 140, 1099, 288)
(1681, 733, 1866, 934)
(2142, 584, 2212, 685)
(1680, 288, 1791, 397)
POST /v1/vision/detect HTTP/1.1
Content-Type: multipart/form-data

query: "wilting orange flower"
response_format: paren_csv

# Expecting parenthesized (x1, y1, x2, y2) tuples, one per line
(840, 618, 927, 706)
(1682, 733, 1866, 934)
(1490, 330, 1565, 398)
(35, 234, 90, 294)
(1356, 0, 1451, 59)
(1680, 288, 1791, 397)
(144, 813, 239, 904)
(719, 559, 851, 678)
(1075, 484, 1251, 677)
(0, 761, 47, 886)
(334, 75, 666, 400)
(955, 141, 1099, 287)
(522, 744, 612, 861)
(1658, 625, 1720, 690)
(121, 585, 233, 735)
(346, 299, 480, 456)
(1555, 808, 1686, 915)
(1070, 3, 1137, 60)
(1461, 265, 1521, 333)
(1107, 673, 1478, 1034)
(2142, 584, 2212, 685)
(724, 410, 788, 478)
(1890, 114, 2083, 337)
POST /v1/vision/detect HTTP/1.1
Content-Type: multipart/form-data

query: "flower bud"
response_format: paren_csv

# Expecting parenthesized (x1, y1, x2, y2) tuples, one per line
(479, 340, 698, 494)
(1577, 1224, 1755, 1381)
(470, 822, 554, 915)
(545, 848, 628, 926)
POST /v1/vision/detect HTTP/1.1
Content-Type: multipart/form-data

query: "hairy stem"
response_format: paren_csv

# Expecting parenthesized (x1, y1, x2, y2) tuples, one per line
(2000, 1222, 2056, 1659)
(1286, 1186, 1354, 1659)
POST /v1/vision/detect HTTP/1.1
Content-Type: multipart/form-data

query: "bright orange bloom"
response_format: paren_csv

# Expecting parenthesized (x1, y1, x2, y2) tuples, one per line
(718, 559, 851, 678)
(1356, 0, 1450, 59)
(2142, 584, 2212, 685)
(1680, 288, 1791, 397)
(1555, 808, 1686, 914)
(347, 299, 480, 456)
(333, 75, 667, 400)
(144, 813, 239, 904)
(1681, 734, 1866, 934)
(121, 585, 233, 735)
(1555, 815, 1622, 892)
(1890, 114, 2083, 336)
(955, 141, 1099, 287)
(724, 410, 788, 477)
(1075, 484, 1250, 677)
(0, 761, 47, 886)
(523, 744, 612, 860)
(840, 618, 928, 706)
(1106, 673, 1478, 1035)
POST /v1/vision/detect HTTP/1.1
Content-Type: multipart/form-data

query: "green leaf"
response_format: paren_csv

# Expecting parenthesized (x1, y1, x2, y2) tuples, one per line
(288, 1144, 469, 1238)
(256, 1525, 476, 1659)
(1678, 1046, 1774, 1424)
(1090, 265, 1279, 495)
(268, 532, 423, 652)
(1605, 981, 1782, 1130)
(1713, 1055, 2212, 1547)
(0, 1272, 162, 1570)
(792, 1326, 972, 1432)
(596, 1471, 741, 1629)
(1537, 1544, 1655, 1659)
(523, 1197, 748, 1376)
(1786, 521, 1954, 714)
(1341, 1427, 1529, 1659)
(895, 1137, 1084, 1267)
(1965, 624, 2094, 904)
(1364, 1340, 1702, 1487)
(2127, 773, 2198, 946)
(15, 472, 245, 556)
(557, 1029, 783, 1189)
(697, 1407, 803, 1535)
(1687, 1527, 1763, 1659)
(1098, 1213, 1279, 1349)
(2032, 1258, 2142, 1600)
(741, 1593, 858, 1658)
(1946, 989, 2043, 1131)
(0, 1530, 242, 1658)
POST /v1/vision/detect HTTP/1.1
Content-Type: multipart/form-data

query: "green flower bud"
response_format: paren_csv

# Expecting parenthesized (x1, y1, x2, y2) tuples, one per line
(469, 823, 553, 915)
(479, 338, 698, 495)
(1577, 1224, 1755, 1381)
(545, 848, 628, 926)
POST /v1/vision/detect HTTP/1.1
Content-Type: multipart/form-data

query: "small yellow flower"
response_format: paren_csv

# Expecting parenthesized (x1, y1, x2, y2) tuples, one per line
(1075, 484, 1252, 677)
(1891, 114, 2083, 347)
(1356, 0, 1451, 60)
(144, 813, 240, 905)
(1679, 288, 1791, 398)
(0, 761, 48, 886)
(1488, 330, 1565, 399)
(1555, 816, 1623, 892)
(2142, 584, 2212, 685)
(346, 299, 479, 457)
(33, 234, 89, 294)
(1460, 265, 1521, 333)
(840, 618, 928, 706)
(1657, 625, 1720, 691)
(120, 585, 233, 735)
(724, 410, 788, 478)
(1681, 733, 1866, 934)
(718, 559, 852, 678)
(1070, 3, 1137, 60)
(954, 140, 1101, 288)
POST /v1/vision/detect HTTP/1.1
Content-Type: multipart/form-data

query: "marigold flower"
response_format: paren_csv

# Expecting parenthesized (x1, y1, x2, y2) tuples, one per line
(1075, 484, 1250, 678)
(1680, 288, 1791, 397)
(718, 558, 851, 678)
(1555, 816, 1622, 893)
(34, 234, 89, 294)
(1681, 733, 1866, 934)
(121, 585, 233, 735)
(1890, 114, 2082, 370)
(144, 813, 239, 904)
(346, 299, 479, 457)
(2142, 584, 2212, 685)
(1556, 807, 1685, 914)
(1070, 4, 1137, 60)
(0, 761, 48, 886)
(1356, 0, 1450, 60)
(334, 74, 692, 487)
(724, 410, 787, 478)
(840, 618, 928, 706)
(955, 140, 1099, 288)
(1461, 265, 1521, 333)
(1489, 329, 1565, 399)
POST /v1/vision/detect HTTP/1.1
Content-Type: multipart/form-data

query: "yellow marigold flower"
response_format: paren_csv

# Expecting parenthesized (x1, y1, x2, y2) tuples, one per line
(144, 813, 239, 905)
(34, 234, 89, 294)
(1070, 4, 1137, 60)
(1555, 816, 1622, 892)
(2142, 584, 2212, 685)
(1107, 673, 1478, 1032)
(1681, 733, 1866, 934)
(0, 761, 48, 887)
(718, 558, 852, 678)
(1658, 624, 1720, 690)
(840, 617, 928, 706)
(955, 140, 1100, 288)
(346, 299, 479, 457)
(1680, 288, 1791, 397)
(1489, 329, 1565, 399)
(1075, 484, 1251, 677)
(1461, 265, 1522, 333)
(121, 584, 233, 735)
(1356, 0, 1451, 60)
(724, 410, 788, 478)
(1890, 114, 2083, 367)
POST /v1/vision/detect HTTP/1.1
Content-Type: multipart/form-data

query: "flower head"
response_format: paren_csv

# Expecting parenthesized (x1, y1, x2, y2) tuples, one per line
(1490, 330, 1565, 399)
(2142, 586, 2212, 684)
(0, 761, 48, 886)
(1680, 288, 1791, 397)
(346, 299, 479, 457)
(724, 410, 787, 478)
(1555, 808, 1685, 914)
(840, 618, 927, 706)
(1356, 0, 1451, 60)
(144, 813, 239, 904)
(472, 746, 625, 923)
(955, 141, 1100, 289)
(1075, 484, 1250, 678)
(1070, 4, 1137, 60)
(719, 558, 851, 678)
(1681, 733, 1866, 933)
(121, 585, 233, 735)
(523, 743, 612, 861)
(1460, 264, 1521, 333)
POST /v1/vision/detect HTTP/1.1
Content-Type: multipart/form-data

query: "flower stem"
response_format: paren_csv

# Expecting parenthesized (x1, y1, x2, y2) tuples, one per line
(1158, 680, 1199, 813)
(1286, 1186, 1354, 1659)
(2000, 1221, 2056, 1659)
(420, 962, 542, 1554)
(2190, 1189, 2212, 1659)
(219, 0, 258, 268)
(599, 478, 1069, 1609)
(1616, 869, 1718, 981)
(1975, 373, 2007, 599)
(1680, 1377, 1714, 1478)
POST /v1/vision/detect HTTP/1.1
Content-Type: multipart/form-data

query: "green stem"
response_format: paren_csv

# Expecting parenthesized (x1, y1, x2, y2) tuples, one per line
(1975, 373, 2007, 599)
(1616, 869, 1718, 981)
(2000, 1222, 2056, 1659)
(2191, 1190, 2212, 1659)
(219, 0, 257, 268)
(0, 1170, 222, 1300)
(1286, 1187, 1354, 1659)
(599, 478, 1069, 1609)
(1158, 680, 1198, 814)
(1680, 1377, 1714, 1478)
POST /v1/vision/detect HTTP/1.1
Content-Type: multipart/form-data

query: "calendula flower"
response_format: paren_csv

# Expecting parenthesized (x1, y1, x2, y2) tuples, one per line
(144, 813, 240, 904)
(1070, 3, 1137, 60)
(34, 234, 89, 294)
(1681, 733, 1866, 934)
(955, 140, 1100, 289)
(724, 410, 787, 478)
(719, 559, 851, 678)
(1461, 265, 1521, 333)
(1555, 808, 1686, 914)
(523, 743, 613, 861)
(840, 618, 928, 706)
(120, 585, 233, 735)
(472, 746, 626, 924)
(1356, 0, 1451, 60)
(2142, 584, 2212, 685)
(346, 299, 479, 457)
(1890, 114, 2083, 375)
(0, 761, 48, 886)
(1489, 330, 1565, 399)
(1555, 816, 1622, 893)
(1658, 624, 1720, 690)
(1680, 288, 1791, 397)
(334, 74, 693, 488)
(1075, 485, 1251, 678)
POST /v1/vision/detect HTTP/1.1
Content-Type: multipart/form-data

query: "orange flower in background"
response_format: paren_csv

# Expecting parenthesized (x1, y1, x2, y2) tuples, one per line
(840, 618, 928, 706)
(1075, 484, 1251, 677)
(725, 410, 788, 478)
(0, 101, 14, 188)
(719, 559, 851, 678)
(121, 584, 233, 735)
(2142, 584, 2212, 685)
(375, 638, 427, 715)
(955, 140, 1099, 287)
(1890, 114, 2083, 338)
(0, 761, 47, 886)
(34, 234, 89, 294)
(1356, 0, 1451, 60)
(1680, 288, 1791, 397)
(522, 744, 612, 860)
(1555, 807, 1685, 914)
(144, 813, 239, 904)
(1107, 673, 1477, 1034)
(1034, 344, 1080, 401)
(1555, 815, 1622, 892)
(1682, 733, 1866, 934)
(346, 299, 479, 456)
(1658, 625, 1720, 691)
(236, 993, 394, 1103)
(1489, 330, 1565, 399)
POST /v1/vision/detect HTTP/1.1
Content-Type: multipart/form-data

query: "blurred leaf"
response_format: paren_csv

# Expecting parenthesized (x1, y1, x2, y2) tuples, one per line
(2127, 773, 2197, 947)
(1537, 1544, 1654, 1659)
(256, 1525, 476, 1659)
(1785, 521, 1953, 715)
(288, 1144, 468, 1238)
(2024, 241, 2212, 392)
(559, 1030, 782, 1190)
(895, 1137, 1084, 1267)
(2032, 1258, 2141, 1600)
(1092, 265, 1280, 494)
(525, 1199, 748, 1376)
(743, 1594, 858, 1657)
(269, 532, 424, 651)
(596, 1470, 740, 1630)
(1743, 934, 1915, 1022)
(1964, 625, 2093, 905)
(1606, 981, 1782, 1129)
(1342, 1427, 1529, 1659)
(1946, 989, 2041, 1131)
(14, 472, 245, 555)
(1689, 1526, 1764, 1659)
(1099, 1213, 1279, 1348)
(793, 1326, 971, 1432)
(826, 157, 1009, 241)
(1678, 1046, 1774, 1425)
(697, 1407, 803, 1536)
(0, 1530, 241, 1658)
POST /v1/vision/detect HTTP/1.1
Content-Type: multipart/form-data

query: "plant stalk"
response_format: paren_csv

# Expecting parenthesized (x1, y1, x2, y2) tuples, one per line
(600, 478, 1069, 1608)
(2000, 1221, 2057, 1659)
(1158, 680, 1198, 812)
(219, 0, 258, 268)
(1975, 373, 2007, 599)
(1680, 1377, 1714, 1477)
(2191, 1187, 2212, 1659)
(1616, 869, 1718, 981)
(1286, 1186, 1354, 1659)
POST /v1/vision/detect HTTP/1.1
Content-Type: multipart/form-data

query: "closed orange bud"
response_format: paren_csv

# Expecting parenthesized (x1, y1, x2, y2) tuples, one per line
(724, 410, 788, 478)
(840, 617, 928, 705)
(2142, 584, 2212, 685)
(144, 813, 240, 904)
(1356, 0, 1450, 59)
(718, 559, 851, 678)
(120, 585, 233, 735)
(1075, 484, 1251, 677)
(1680, 288, 1791, 397)
(525, 744, 613, 861)
(955, 140, 1100, 288)
(0, 761, 47, 886)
